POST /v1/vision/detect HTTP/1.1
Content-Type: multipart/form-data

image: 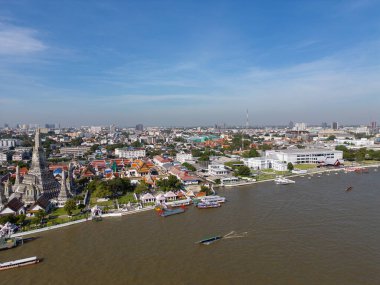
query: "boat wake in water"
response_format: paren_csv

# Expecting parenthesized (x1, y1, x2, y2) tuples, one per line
(223, 231, 248, 239)
(197, 231, 248, 245)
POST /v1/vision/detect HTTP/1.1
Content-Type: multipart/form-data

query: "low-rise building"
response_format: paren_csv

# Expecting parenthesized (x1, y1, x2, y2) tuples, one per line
(176, 152, 194, 163)
(208, 164, 228, 176)
(115, 148, 146, 159)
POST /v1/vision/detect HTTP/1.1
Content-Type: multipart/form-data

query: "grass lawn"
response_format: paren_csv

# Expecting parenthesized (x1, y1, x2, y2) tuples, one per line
(360, 160, 380, 165)
(224, 161, 244, 169)
(294, 164, 318, 170)
(118, 193, 137, 204)
(89, 197, 115, 207)
(256, 173, 276, 181)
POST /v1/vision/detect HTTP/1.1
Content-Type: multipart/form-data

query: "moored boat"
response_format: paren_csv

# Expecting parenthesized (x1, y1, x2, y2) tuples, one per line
(200, 195, 226, 204)
(157, 207, 186, 217)
(0, 256, 41, 271)
(168, 198, 192, 207)
(196, 201, 221, 209)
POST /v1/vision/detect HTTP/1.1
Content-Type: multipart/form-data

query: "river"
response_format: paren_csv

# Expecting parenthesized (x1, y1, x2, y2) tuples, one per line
(2, 169, 380, 285)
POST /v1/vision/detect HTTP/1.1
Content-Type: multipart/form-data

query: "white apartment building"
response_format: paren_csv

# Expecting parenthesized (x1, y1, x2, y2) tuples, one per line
(265, 149, 343, 164)
(176, 152, 194, 163)
(244, 158, 269, 170)
(60, 146, 91, 157)
(335, 138, 374, 147)
(0, 139, 21, 147)
(208, 164, 228, 176)
(115, 148, 146, 159)
(0, 153, 7, 162)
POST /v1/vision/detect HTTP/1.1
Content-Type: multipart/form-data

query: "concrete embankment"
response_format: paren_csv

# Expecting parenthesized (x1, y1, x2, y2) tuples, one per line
(12, 206, 155, 237)
(219, 164, 380, 188)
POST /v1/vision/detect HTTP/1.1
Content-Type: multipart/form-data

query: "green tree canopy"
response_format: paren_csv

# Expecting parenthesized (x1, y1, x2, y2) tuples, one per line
(156, 175, 182, 191)
(64, 199, 77, 216)
(236, 165, 251, 176)
(134, 181, 149, 194)
(241, 149, 260, 158)
(182, 162, 196, 171)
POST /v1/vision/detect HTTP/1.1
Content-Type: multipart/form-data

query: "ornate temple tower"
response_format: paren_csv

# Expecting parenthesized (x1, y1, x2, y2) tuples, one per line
(13, 128, 60, 204)
(14, 165, 21, 186)
(0, 182, 6, 210)
(4, 179, 13, 199)
(57, 171, 71, 206)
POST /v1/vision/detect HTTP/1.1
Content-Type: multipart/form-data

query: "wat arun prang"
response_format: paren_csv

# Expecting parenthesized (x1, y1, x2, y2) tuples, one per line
(12, 129, 70, 205)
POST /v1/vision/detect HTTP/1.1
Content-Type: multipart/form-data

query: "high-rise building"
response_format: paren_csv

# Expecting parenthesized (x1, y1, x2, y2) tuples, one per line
(332, 122, 338, 130)
(293, 122, 307, 131)
(321, 122, 328, 129)
(136, 124, 144, 131)
(288, 121, 294, 129)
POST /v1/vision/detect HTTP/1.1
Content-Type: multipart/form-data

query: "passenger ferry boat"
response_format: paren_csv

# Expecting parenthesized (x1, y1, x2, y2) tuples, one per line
(0, 256, 41, 271)
(168, 198, 192, 207)
(200, 195, 226, 204)
(196, 201, 221, 209)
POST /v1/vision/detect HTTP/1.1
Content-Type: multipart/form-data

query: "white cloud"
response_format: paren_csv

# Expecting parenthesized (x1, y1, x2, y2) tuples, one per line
(0, 22, 46, 55)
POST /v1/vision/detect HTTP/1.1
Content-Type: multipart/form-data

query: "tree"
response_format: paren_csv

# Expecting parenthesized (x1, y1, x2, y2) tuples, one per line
(70, 137, 83, 146)
(182, 162, 196, 172)
(241, 149, 260, 158)
(327, 135, 336, 141)
(35, 210, 47, 224)
(214, 178, 221, 185)
(64, 199, 77, 216)
(287, 162, 294, 171)
(90, 144, 100, 153)
(134, 181, 149, 194)
(156, 175, 182, 191)
(200, 185, 212, 195)
(237, 165, 251, 176)
(93, 181, 112, 198)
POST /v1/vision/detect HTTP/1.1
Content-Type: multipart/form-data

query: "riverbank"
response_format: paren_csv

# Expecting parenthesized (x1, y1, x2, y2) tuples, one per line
(218, 163, 380, 188)
(11, 206, 155, 238)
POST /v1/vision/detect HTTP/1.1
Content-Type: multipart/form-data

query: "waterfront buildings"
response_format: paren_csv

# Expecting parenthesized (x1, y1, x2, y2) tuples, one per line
(265, 149, 343, 164)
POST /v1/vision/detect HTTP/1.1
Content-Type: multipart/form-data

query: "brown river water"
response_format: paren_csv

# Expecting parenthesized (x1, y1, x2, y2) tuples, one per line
(1, 169, 380, 285)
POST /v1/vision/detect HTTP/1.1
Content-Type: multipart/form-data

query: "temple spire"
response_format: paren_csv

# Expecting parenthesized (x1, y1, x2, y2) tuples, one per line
(34, 128, 41, 149)
(15, 165, 21, 185)
(58, 171, 71, 205)
(0, 182, 6, 209)
(4, 179, 13, 198)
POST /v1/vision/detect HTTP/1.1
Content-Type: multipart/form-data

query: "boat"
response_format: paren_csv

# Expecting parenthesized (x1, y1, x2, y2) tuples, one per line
(198, 236, 222, 245)
(0, 256, 41, 271)
(196, 201, 221, 209)
(200, 195, 226, 204)
(168, 198, 192, 207)
(157, 207, 186, 217)
(346, 186, 353, 192)
(274, 177, 295, 185)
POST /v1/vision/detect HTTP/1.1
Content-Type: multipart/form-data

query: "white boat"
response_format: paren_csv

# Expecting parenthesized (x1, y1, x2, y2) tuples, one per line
(274, 177, 295, 185)
(200, 195, 226, 204)
(0, 256, 41, 271)
(168, 198, 192, 207)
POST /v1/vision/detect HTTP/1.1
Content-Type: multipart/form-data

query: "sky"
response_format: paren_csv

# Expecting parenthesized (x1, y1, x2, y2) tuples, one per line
(0, 0, 379, 127)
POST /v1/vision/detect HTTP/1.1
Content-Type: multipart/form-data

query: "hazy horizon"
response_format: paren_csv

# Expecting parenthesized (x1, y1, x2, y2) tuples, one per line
(1, 0, 379, 126)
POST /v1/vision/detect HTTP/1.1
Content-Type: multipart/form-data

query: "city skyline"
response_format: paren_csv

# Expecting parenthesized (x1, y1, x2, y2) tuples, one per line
(1, 0, 380, 126)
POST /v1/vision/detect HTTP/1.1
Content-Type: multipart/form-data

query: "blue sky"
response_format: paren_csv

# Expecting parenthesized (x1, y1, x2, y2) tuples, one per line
(0, 0, 379, 127)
